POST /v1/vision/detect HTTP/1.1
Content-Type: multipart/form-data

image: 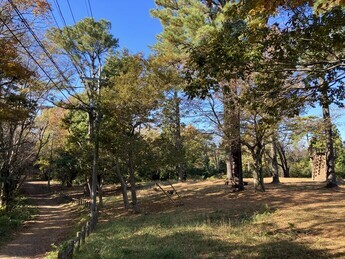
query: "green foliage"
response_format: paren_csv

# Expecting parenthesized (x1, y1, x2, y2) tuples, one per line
(289, 157, 311, 178)
(47, 18, 118, 75)
(0, 197, 36, 244)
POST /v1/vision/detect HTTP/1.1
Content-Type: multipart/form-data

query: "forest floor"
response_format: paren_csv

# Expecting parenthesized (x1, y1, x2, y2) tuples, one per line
(0, 181, 84, 259)
(78, 177, 345, 258)
(0, 178, 344, 258)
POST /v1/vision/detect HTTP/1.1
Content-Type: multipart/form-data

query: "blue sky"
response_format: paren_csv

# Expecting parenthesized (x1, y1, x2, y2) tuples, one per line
(51, 0, 162, 55)
(50, 0, 345, 139)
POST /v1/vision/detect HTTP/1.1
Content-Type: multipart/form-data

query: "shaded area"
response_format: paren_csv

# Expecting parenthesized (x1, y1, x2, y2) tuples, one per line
(75, 210, 331, 259)
(0, 181, 81, 259)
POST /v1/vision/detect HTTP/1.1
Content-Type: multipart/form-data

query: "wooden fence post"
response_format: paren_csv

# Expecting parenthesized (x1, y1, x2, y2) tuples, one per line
(81, 226, 86, 244)
(86, 222, 90, 236)
(76, 232, 81, 252)
(66, 240, 74, 259)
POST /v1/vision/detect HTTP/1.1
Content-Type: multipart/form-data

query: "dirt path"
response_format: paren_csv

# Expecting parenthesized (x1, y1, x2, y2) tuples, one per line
(0, 181, 82, 259)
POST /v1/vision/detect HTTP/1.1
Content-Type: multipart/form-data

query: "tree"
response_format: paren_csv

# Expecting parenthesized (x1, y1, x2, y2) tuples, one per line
(101, 52, 161, 212)
(35, 107, 68, 190)
(272, 6, 345, 187)
(0, 0, 51, 209)
(47, 18, 118, 214)
(152, 0, 246, 189)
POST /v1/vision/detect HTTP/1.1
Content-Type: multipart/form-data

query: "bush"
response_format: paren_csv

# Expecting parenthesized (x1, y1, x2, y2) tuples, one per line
(0, 197, 36, 244)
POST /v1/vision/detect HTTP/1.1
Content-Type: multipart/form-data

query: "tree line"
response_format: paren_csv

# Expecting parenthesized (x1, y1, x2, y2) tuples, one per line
(0, 0, 344, 212)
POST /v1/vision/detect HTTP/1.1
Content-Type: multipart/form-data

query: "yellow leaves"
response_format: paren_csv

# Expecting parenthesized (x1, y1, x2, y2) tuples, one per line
(314, 0, 345, 13)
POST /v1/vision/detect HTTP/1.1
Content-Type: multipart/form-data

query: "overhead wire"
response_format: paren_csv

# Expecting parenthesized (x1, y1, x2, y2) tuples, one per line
(53, 0, 91, 79)
(7, 0, 76, 97)
(0, 16, 72, 104)
(49, 0, 91, 105)
(86, 0, 93, 18)
(66, 0, 76, 24)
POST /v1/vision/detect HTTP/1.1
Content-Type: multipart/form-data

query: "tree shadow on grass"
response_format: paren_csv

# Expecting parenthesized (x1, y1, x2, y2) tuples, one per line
(76, 225, 331, 259)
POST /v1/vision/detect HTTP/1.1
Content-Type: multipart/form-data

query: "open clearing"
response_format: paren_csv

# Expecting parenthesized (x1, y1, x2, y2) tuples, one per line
(77, 177, 345, 258)
(1, 178, 344, 258)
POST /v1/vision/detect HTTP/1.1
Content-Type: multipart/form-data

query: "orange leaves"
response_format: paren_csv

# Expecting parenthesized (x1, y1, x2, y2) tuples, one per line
(0, 38, 33, 80)
(12, 0, 50, 15)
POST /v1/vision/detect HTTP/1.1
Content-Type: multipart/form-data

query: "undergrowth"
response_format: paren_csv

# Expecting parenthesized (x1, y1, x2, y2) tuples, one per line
(0, 196, 37, 245)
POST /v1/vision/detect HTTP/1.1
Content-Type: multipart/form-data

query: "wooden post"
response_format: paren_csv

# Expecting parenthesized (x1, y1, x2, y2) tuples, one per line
(81, 226, 86, 243)
(156, 183, 176, 204)
(68, 240, 74, 259)
(76, 232, 81, 251)
(86, 222, 90, 236)
(167, 181, 183, 203)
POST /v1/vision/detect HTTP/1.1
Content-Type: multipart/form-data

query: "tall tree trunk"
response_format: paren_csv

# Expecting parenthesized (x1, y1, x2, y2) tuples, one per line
(174, 90, 184, 181)
(226, 148, 234, 180)
(0, 168, 11, 208)
(271, 134, 280, 184)
(253, 151, 265, 192)
(97, 175, 103, 207)
(128, 150, 140, 213)
(277, 142, 290, 177)
(89, 108, 99, 218)
(321, 88, 337, 187)
(248, 141, 265, 192)
(223, 83, 243, 190)
(115, 161, 130, 209)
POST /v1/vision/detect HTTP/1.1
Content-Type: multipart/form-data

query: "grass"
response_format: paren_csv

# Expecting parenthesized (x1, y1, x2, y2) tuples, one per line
(58, 178, 345, 258)
(74, 204, 328, 259)
(0, 196, 37, 245)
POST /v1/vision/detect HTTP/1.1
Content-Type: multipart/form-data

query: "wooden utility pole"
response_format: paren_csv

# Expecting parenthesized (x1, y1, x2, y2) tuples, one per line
(48, 132, 54, 192)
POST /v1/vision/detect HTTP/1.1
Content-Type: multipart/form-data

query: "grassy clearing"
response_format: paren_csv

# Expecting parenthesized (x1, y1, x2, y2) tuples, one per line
(75, 207, 327, 258)
(0, 196, 37, 245)
(73, 178, 345, 258)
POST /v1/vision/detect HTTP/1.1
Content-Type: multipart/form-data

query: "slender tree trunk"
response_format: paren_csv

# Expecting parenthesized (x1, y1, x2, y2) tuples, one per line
(174, 90, 185, 181)
(128, 150, 140, 213)
(277, 142, 290, 177)
(271, 134, 280, 184)
(97, 175, 103, 207)
(89, 108, 99, 217)
(115, 161, 130, 209)
(226, 148, 234, 180)
(0, 168, 11, 208)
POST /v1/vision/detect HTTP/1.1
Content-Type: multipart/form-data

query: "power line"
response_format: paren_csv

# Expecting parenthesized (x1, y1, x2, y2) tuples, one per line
(53, 0, 90, 81)
(53, 0, 68, 28)
(66, 0, 76, 24)
(0, 16, 72, 104)
(49, 5, 60, 29)
(8, 0, 74, 93)
(86, 0, 93, 18)
(46, 0, 90, 106)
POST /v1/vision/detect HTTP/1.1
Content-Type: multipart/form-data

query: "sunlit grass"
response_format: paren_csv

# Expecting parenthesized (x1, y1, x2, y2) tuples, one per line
(75, 204, 328, 259)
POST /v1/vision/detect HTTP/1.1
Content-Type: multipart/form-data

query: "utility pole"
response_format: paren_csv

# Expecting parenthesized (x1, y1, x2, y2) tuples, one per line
(84, 60, 104, 218)
(48, 132, 54, 193)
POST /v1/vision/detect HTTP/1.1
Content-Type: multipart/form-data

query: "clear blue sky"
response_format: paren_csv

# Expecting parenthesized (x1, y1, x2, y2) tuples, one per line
(51, 0, 162, 55)
(50, 0, 345, 139)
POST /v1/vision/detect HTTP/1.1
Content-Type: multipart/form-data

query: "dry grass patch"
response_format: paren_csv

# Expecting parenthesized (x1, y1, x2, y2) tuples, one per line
(78, 178, 345, 258)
